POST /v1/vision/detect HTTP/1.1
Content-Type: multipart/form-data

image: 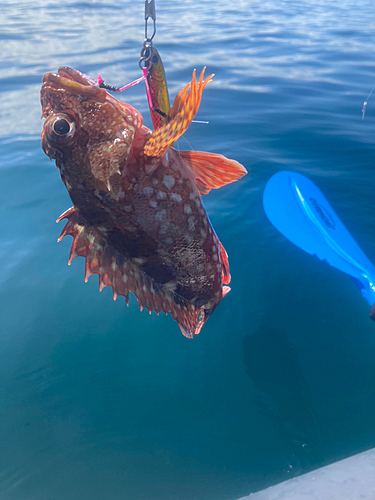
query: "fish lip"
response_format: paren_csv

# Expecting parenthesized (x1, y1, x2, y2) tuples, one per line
(57, 66, 98, 87)
(42, 68, 106, 102)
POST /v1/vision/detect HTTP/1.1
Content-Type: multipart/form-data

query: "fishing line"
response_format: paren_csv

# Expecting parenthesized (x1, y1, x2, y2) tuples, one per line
(362, 84, 375, 119)
(180, 136, 195, 151)
(96, 1, 210, 131)
(96, 74, 145, 92)
(96, 67, 154, 111)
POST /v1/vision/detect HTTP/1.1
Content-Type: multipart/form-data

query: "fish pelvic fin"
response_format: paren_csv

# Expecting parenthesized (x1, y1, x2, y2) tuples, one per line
(179, 151, 247, 195)
(57, 207, 208, 339)
(144, 68, 213, 158)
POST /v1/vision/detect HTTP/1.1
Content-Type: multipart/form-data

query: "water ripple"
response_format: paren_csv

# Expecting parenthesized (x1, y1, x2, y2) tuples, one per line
(1, 1, 375, 499)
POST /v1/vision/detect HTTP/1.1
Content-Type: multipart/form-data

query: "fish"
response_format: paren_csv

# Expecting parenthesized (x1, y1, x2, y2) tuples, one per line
(40, 66, 247, 338)
(145, 46, 171, 130)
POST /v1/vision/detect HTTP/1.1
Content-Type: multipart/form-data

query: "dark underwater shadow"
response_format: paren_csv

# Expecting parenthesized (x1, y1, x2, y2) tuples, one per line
(243, 325, 320, 474)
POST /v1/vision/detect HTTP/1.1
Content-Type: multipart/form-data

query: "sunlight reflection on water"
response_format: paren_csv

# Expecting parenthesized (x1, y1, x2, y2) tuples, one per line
(1, 1, 375, 499)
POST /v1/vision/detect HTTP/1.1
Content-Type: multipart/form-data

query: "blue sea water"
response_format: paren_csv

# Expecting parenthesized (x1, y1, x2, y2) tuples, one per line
(1, 0, 375, 499)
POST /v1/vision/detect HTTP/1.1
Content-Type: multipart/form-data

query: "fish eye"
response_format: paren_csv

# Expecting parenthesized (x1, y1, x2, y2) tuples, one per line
(52, 117, 70, 136)
(152, 54, 159, 64)
(44, 112, 77, 146)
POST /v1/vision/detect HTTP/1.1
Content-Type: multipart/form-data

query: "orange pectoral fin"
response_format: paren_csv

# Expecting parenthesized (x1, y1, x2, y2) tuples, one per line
(144, 68, 214, 157)
(179, 151, 247, 195)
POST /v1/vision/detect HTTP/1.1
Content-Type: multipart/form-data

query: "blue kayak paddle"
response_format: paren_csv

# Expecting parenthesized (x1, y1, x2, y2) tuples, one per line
(263, 170, 375, 319)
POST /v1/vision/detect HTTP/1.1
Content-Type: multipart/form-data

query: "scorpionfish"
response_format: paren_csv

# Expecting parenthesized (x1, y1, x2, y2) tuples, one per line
(41, 66, 247, 338)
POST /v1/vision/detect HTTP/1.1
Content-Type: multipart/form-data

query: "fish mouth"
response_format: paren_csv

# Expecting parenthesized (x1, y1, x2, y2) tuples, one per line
(40, 67, 142, 125)
(41, 66, 107, 106)
(58, 66, 98, 86)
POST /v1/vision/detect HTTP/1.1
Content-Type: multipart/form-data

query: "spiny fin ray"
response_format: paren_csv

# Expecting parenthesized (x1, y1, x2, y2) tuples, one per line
(57, 207, 204, 338)
(218, 241, 231, 285)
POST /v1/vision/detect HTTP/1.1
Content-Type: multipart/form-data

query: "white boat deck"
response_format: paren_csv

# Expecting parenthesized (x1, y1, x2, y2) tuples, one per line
(238, 448, 375, 500)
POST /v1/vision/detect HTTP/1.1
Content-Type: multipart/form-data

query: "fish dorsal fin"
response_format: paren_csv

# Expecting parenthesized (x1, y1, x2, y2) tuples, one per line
(179, 150, 247, 195)
(144, 68, 213, 157)
(57, 206, 206, 338)
(218, 240, 231, 285)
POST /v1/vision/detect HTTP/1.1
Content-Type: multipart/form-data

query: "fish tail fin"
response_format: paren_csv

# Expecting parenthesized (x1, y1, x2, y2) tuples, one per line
(144, 68, 213, 157)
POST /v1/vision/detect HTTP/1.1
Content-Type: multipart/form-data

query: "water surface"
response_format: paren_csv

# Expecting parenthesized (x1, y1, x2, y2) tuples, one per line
(1, 1, 375, 499)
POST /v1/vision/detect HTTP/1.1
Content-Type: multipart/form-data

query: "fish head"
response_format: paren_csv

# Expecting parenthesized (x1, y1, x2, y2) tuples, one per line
(41, 67, 144, 195)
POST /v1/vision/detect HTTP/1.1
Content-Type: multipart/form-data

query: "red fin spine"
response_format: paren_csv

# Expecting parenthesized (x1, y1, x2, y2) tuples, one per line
(56, 206, 76, 223)
(57, 208, 205, 338)
(218, 241, 231, 285)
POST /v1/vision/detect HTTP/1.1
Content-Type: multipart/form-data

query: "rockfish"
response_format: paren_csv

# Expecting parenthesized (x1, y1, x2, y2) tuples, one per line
(40, 66, 247, 338)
